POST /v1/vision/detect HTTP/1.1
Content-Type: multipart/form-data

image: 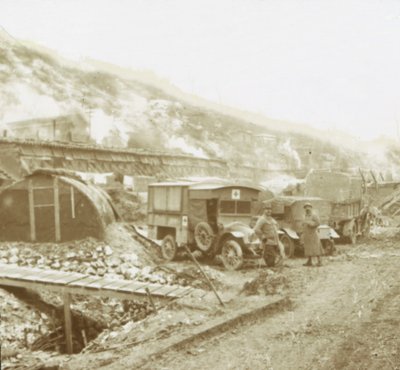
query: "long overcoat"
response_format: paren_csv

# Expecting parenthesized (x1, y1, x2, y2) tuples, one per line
(303, 212, 323, 257)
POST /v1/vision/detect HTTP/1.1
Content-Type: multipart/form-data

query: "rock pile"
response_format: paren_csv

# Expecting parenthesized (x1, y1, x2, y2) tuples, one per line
(0, 237, 223, 288)
(0, 289, 53, 349)
(0, 240, 163, 282)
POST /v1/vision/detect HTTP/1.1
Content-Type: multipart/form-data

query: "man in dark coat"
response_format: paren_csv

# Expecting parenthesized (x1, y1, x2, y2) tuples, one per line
(302, 202, 323, 266)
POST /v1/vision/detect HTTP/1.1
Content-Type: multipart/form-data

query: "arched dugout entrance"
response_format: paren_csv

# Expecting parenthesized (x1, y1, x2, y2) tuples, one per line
(0, 171, 116, 242)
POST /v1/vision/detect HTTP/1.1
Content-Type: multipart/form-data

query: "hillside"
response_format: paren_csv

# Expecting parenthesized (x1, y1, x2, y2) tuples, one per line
(0, 28, 391, 178)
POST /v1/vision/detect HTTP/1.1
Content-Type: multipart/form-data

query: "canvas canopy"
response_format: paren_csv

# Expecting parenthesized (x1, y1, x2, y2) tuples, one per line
(305, 170, 363, 202)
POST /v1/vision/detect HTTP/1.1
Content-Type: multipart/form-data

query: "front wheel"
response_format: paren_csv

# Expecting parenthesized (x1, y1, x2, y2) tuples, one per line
(161, 235, 177, 261)
(280, 234, 295, 258)
(221, 239, 243, 270)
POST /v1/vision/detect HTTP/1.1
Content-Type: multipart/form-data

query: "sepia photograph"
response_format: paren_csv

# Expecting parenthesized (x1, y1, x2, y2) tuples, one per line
(0, 1, 399, 369)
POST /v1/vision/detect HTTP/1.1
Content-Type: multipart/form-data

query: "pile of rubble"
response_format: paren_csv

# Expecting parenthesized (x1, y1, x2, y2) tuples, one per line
(0, 221, 226, 289)
(0, 240, 219, 287)
(0, 289, 53, 350)
(0, 241, 152, 281)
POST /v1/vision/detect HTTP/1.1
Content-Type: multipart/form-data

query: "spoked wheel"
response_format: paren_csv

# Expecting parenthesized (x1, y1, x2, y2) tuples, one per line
(280, 234, 294, 258)
(263, 244, 279, 267)
(194, 222, 215, 253)
(321, 239, 336, 256)
(161, 235, 177, 261)
(221, 238, 243, 270)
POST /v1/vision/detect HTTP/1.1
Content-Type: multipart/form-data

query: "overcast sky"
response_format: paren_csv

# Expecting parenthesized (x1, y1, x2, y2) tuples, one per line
(1, 0, 400, 140)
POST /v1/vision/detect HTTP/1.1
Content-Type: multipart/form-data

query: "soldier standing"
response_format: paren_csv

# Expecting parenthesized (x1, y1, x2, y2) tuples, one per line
(302, 202, 323, 267)
(254, 203, 285, 263)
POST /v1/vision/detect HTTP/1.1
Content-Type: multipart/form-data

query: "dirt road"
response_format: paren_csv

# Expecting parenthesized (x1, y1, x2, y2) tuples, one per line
(140, 241, 400, 370)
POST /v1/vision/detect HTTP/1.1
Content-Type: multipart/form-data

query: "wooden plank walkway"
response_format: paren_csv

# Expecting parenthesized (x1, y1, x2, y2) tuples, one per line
(0, 264, 226, 354)
(0, 263, 208, 303)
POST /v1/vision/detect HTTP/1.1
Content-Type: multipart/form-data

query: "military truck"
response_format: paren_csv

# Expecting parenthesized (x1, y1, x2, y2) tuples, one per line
(147, 180, 276, 270)
(305, 170, 364, 244)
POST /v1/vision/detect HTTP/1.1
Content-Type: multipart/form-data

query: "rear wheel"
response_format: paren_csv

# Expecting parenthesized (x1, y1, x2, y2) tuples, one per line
(221, 239, 243, 270)
(321, 239, 336, 256)
(161, 235, 177, 261)
(194, 222, 215, 253)
(347, 224, 357, 245)
(280, 234, 295, 258)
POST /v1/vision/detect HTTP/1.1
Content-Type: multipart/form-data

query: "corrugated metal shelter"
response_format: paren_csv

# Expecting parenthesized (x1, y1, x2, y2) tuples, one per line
(0, 170, 116, 242)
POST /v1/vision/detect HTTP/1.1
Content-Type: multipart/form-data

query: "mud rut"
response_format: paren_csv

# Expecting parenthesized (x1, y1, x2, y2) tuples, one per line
(133, 242, 400, 370)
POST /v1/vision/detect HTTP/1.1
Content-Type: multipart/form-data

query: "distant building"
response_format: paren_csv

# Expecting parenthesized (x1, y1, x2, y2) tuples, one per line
(3, 113, 90, 143)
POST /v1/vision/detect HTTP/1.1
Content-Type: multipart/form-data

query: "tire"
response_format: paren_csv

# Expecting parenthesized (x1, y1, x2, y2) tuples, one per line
(194, 222, 215, 253)
(321, 239, 335, 256)
(161, 235, 177, 261)
(263, 244, 278, 267)
(280, 234, 295, 258)
(221, 238, 243, 271)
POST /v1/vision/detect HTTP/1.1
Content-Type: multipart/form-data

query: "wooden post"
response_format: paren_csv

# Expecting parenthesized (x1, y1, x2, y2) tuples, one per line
(184, 245, 225, 307)
(145, 287, 157, 313)
(70, 186, 75, 219)
(81, 329, 88, 347)
(54, 177, 61, 242)
(28, 179, 36, 242)
(63, 292, 73, 354)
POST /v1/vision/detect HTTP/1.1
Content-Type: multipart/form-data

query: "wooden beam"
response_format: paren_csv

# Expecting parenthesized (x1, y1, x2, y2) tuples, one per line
(28, 179, 36, 242)
(33, 204, 55, 208)
(70, 186, 75, 219)
(184, 245, 225, 307)
(63, 292, 73, 354)
(54, 177, 61, 242)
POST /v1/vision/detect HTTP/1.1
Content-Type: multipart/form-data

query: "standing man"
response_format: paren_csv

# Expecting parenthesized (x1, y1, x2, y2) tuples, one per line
(254, 202, 285, 263)
(302, 202, 323, 267)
